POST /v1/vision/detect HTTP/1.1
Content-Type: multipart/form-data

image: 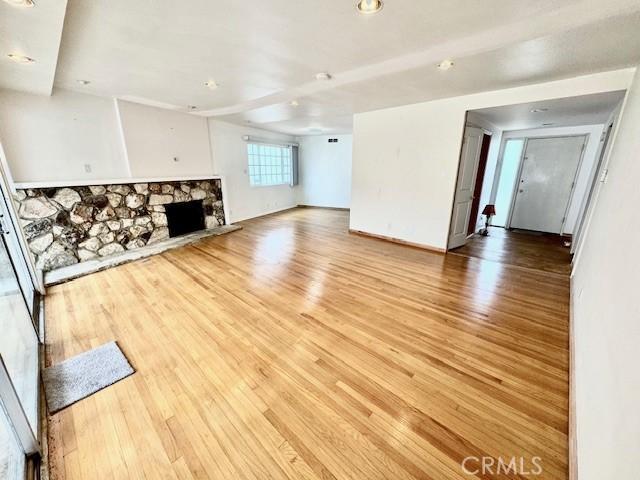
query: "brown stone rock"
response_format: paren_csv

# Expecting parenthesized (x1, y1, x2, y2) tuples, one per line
(23, 218, 53, 240)
(190, 188, 206, 200)
(106, 220, 121, 231)
(36, 242, 78, 271)
(19, 196, 59, 220)
(205, 216, 220, 229)
(134, 183, 149, 195)
(126, 238, 146, 250)
(173, 189, 190, 202)
(85, 195, 109, 209)
(129, 225, 148, 238)
(98, 231, 116, 244)
(116, 231, 131, 244)
(78, 249, 98, 262)
(134, 216, 152, 227)
(98, 243, 125, 257)
(147, 227, 169, 244)
(151, 212, 168, 227)
(13, 190, 27, 201)
(95, 206, 116, 221)
(57, 226, 87, 249)
(107, 184, 131, 195)
(79, 237, 101, 252)
(29, 233, 54, 255)
(115, 207, 133, 219)
(70, 204, 95, 224)
(106, 192, 122, 208)
(53, 188, 81, 210)
(148, 194, 173, 205)
(125, 193, 145, 209)
(88, 223, 109, 237)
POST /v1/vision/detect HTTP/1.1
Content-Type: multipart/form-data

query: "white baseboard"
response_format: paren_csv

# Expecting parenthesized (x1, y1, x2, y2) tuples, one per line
(231, 204, 298, 223)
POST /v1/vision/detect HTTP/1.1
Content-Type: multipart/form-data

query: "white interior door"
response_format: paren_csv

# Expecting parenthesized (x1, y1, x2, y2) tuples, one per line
(509, 136, 585, 234)
(448, 127, 484, 249)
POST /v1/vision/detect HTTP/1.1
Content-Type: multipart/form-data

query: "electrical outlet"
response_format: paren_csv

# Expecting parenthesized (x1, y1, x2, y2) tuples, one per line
(84, 164, 92, 173)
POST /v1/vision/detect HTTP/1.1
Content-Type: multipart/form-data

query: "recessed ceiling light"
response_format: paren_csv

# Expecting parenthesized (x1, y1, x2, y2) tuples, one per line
(204, 80, 218, 90)
(3, 0, 35, 7)
(315, 72, 332, 81)
(530, 108, 549, 113)
(356, 0, 383, 14)
(7, 53, 34, 64)
(76, 79, 90, 85)
(289, 100, 299, 107)
(437, 59, 454, 70)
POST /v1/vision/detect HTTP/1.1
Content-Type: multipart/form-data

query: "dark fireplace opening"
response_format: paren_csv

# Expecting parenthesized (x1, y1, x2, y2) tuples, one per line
(165, 200, 205, 238)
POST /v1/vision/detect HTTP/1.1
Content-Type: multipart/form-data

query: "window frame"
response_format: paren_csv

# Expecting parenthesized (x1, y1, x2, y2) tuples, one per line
(246, 142, 293, 188)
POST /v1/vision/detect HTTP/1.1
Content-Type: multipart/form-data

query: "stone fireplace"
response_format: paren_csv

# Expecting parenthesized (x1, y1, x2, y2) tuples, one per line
(14, 178, 226, 272)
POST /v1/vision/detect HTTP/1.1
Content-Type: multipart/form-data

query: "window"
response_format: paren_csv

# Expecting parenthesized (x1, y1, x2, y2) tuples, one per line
(247, 143, 292, 186)
(493, 139, 524, 227)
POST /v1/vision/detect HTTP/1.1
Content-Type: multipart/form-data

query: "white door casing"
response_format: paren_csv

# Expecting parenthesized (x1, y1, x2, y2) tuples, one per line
(509, 135, 586, 234)
(448, 127, 484, 249)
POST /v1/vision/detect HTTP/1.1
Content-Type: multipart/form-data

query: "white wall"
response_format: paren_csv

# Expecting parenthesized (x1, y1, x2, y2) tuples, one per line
(208, 119, 297, 223)
(350, 68, 634, 250)
(499, 124, 605, 234)
(572, 102, 623, 253)
(0, 89, 299, 224)
(571, 67, 640, 480)
(0, 88, 129, 183)
(117, 100, 214, 178)
(296, 135, 352, 209)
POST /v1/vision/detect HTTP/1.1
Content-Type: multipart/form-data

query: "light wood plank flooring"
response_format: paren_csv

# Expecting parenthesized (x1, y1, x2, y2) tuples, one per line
(45, 208, 569, 479)
(450, 227, 572, 276)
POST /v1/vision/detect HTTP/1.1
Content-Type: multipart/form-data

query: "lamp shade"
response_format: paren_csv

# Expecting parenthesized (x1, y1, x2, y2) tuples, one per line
(482, 204, 496, 216)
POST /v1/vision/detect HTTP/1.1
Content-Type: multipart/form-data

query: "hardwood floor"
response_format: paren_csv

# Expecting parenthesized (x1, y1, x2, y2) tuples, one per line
(450, 227, 572, 276)
(45, 208, 569, 480)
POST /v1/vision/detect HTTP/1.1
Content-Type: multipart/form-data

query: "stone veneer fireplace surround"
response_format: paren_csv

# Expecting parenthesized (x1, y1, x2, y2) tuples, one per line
(12, 176, 229, 273)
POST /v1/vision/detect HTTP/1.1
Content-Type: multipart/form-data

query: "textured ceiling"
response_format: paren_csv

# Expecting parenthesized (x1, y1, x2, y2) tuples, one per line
(0, 0, 67, 95)
(471, 91, 627, 131)
(3, 0, 640, 134)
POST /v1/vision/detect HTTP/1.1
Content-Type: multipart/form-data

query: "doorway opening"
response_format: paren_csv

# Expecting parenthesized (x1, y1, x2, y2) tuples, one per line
(447, 90, 626, 275)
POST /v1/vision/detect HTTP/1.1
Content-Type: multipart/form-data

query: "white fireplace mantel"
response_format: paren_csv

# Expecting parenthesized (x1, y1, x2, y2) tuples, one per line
(13, 174, 223, 190)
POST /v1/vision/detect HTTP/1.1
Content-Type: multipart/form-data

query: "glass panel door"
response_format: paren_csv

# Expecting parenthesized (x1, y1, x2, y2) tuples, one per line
(0, 191, 37, 320)
(493, 139, 525, 227)
(0, 233, 39, 433)
(0, 401, 26, 480)
(0, 226, 39, 480)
